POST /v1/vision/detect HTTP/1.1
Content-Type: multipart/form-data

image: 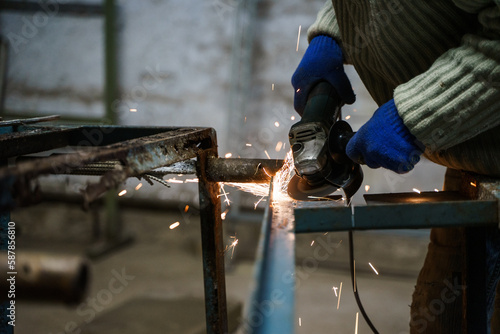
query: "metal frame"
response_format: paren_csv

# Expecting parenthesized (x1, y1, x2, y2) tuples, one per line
(0, 123, 229, 333)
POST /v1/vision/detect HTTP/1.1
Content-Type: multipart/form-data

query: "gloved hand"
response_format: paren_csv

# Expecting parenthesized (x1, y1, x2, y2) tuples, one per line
(346, 99, 424, 173)
(292, 35, 355, 115)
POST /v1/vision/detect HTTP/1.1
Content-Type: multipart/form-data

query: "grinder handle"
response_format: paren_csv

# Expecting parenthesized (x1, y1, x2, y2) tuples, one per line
(296, 81, 343, 125)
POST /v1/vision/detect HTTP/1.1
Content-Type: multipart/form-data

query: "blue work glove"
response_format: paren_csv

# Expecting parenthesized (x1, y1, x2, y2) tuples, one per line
(346, 99, 424, 173)
(292, 35, 355, 115)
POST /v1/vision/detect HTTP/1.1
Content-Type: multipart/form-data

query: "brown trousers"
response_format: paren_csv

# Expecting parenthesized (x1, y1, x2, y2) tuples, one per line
(409, 169, 500, 333)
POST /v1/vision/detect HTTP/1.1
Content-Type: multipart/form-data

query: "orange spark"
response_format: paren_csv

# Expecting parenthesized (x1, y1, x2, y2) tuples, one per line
(296, 25, 302, 52)
(169, 222, 180, 229)
(368, 262, 379, 275)
(135, 183, 143, 190)
(118, 190, 127, 196)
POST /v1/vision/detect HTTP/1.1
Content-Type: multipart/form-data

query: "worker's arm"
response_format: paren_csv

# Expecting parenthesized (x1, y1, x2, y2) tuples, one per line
(394, 0, 500, 152)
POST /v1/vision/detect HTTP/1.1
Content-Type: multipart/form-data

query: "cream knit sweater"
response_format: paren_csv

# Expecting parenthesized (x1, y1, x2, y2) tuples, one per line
(308, 0, 500, 176)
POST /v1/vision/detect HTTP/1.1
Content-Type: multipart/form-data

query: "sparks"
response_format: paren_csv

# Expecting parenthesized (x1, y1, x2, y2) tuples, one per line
(244, 116, 247, 122)
(413, 188, 421, 194)
(332, 286, 338, 297)
(225, 236, 239, 259)
(254, 196, 266, 209)
(225, 152, 232, 158)
(264, 150, 271, 159)
(135, 183, 143, 190)
(337, 282, 343, 310)
(275, 141, 283, 152)
(219, 184, 231, 206)
(221, 208, 229, 220)
(169, 222, 180, 229)
(184, 205, 189, 212)
(129, 108, 137, 112)
(291, 115, 295, 120)
(311, 240, 315, 246)
(296, 25, 302, 52)
(368, 262, 379, 275)
(299, 317, 302, 327)
(246, 143, 252, 147)
(470, 182, 477, 187)
(272, 83, 275, 90)
(185, 178, 199, 183)
(296, 88, 301, 93)
(354, 312, 359, 334)
(434, 188, 440, 192)
(167, 178, 183, 184)
(224, 150, 295, 207)
(345, 115, 351, 120)
(274, 121, 280, 128)
(364, 185, 370, 192)
(118, 189, 127, 196)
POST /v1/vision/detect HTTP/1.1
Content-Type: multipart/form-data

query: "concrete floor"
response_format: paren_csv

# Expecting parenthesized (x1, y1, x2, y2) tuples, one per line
(12, 201, 428, 334)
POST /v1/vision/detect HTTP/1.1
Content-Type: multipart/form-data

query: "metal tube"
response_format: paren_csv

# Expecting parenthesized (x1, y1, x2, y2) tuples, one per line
(51, 158, 284, 183)
(206, 158, 282, 183)
(0, 252, 90, 305)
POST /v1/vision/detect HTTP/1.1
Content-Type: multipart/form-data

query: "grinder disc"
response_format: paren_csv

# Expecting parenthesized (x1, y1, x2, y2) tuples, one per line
(287, 174, 340, 201)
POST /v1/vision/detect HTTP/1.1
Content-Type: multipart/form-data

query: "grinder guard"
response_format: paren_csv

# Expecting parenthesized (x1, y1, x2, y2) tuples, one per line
(288, 82, 363, 200)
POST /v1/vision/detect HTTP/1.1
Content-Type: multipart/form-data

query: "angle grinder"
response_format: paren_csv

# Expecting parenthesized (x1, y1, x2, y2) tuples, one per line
(287, 81, 363, 200)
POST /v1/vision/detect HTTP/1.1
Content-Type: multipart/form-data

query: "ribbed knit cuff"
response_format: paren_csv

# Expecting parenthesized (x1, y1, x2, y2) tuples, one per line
(307, 0, 341, 43)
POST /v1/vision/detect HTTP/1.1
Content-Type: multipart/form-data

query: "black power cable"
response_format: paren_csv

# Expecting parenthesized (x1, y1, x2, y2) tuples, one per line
(349, 230, 380, 334)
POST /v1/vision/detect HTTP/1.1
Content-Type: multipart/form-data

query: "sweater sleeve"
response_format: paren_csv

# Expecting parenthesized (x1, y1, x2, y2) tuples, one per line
(394, 0, 500, 152)
(307, 1, 341, 43)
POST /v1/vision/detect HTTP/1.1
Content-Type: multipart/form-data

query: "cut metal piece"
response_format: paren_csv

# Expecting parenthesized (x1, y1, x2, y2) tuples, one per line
(0, 251, 90, 304)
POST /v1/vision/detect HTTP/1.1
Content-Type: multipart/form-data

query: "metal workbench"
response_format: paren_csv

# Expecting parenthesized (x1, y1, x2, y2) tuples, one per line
(0, 118, 280, 334)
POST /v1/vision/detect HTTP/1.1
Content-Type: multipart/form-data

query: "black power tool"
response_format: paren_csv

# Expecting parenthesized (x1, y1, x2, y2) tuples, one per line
(287, 81, 363, 200)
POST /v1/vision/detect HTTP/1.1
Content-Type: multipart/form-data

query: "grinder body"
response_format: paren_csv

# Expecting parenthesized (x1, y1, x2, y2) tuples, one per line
(288, 82, 363, 200)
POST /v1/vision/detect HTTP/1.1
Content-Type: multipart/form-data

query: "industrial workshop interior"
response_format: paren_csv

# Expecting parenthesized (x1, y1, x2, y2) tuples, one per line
(1, 1, 499, 333)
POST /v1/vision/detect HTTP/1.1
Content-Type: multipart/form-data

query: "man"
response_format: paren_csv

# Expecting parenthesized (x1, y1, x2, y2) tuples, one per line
(291, 1, 500, 332)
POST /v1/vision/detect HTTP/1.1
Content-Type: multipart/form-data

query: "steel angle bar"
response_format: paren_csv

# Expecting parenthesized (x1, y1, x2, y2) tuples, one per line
(245, 180, 295, 334)
(294, 200, 352, 233)
(294, 191, 498, 233)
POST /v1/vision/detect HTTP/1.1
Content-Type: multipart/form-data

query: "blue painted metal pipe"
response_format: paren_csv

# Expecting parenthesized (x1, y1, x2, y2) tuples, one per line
(245, 181, 295, 334)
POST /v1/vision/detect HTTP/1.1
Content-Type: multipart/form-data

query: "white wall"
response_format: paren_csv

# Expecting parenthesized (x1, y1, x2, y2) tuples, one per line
(1, 0, 446, 206)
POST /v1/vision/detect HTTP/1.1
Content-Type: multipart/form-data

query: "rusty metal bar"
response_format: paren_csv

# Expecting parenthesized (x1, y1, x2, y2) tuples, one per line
(196, 134, 228, 334)
(0, 126, 215, 210)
